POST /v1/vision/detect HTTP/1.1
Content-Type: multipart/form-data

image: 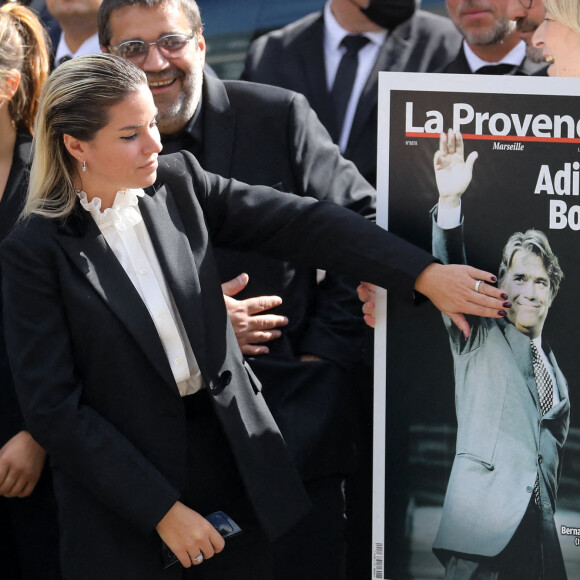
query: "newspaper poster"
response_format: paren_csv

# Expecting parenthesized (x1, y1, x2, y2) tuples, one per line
(373, 72, 580, 580)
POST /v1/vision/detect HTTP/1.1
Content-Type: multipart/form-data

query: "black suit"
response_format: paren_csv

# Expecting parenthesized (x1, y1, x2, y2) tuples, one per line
(442, 44, 549, 76)
(1, 151, 433, 579)
(163, 74, 375, 577)
(164, 73, 374, 480)
(0, 132, 61, 580)
(242, 9, 462, 187)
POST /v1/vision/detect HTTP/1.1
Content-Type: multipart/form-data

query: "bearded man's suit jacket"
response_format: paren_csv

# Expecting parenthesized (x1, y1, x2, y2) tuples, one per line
(241, 9, 462, 187)
(163, 72, 378, 480)
(431, 216, 569, 574)
(1, 152, 434, 579)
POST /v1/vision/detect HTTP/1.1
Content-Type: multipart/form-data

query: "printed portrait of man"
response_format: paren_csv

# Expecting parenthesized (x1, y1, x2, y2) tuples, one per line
(429, 130, 570, 580)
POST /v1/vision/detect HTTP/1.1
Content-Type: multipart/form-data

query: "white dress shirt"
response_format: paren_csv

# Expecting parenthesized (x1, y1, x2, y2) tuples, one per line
(78, 189, 203, 396)
(463, 40, 527, 73)
(323, 1, 386, 152)
(55, 31, 101, 63)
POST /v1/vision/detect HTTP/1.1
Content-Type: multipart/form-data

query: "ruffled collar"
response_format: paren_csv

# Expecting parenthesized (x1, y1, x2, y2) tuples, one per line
(77, 188, 145, 231)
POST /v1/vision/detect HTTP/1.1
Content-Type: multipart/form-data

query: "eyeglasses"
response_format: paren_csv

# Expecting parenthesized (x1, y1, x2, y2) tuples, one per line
(108, 32, 195, 63)
(518, 0, 533, 8)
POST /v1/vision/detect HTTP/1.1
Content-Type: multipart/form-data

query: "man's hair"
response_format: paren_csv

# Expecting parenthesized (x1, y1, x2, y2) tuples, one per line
(98, 0, 203, 47)
(543, 0, 580, 36)
(498, 230, 564, 299)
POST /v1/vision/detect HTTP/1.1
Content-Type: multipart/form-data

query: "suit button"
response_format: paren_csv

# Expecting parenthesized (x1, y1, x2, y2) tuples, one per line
(538, 455, 543, 464)
(526, 486, 533, 493)
(219, 371, 232, 387)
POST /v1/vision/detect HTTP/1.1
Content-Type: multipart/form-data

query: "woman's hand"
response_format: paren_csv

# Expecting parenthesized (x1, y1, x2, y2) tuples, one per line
(358, 263, 510, 339)
(414, 263, 508, 338)
(156, 501, 225, 568)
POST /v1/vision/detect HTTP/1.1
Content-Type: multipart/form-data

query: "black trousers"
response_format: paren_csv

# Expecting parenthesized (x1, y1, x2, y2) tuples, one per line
(274, 475, 347, 580)
(180, 390, 350, 580)
(180, 390, 272, 580)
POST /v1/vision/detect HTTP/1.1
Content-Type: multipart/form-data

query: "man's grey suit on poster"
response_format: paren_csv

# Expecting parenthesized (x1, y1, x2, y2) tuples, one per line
(431, 216, 569, 575)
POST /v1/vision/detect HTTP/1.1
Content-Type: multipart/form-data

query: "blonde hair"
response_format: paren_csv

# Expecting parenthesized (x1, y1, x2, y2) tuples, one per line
(24, 54, 147, 219)
(543, 0, 580, 36)
(0, 2, 50, 134)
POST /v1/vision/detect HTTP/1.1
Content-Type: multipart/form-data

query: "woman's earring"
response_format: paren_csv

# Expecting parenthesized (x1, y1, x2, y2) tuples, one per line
(81, 159, 86, 172)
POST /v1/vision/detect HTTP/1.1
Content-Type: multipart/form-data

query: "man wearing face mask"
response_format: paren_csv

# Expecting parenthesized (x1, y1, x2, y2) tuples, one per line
(242, 2, 462, 577)
(242, 0, 461, 188)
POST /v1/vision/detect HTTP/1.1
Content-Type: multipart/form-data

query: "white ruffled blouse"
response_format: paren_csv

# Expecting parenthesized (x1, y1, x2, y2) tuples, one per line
(77, 188, 144, 231)
(77, 189, 203, 396)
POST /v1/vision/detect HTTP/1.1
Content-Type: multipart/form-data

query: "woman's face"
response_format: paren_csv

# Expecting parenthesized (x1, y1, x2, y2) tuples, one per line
(75, 85, 162, 202)
(532, 8, 580, 77)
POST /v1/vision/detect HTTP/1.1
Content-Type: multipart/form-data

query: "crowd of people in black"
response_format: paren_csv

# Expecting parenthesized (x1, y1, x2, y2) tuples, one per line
(0, 0, 575, 579)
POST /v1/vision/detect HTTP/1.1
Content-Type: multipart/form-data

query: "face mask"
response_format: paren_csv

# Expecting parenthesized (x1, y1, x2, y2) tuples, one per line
(360, 0, 416, 30)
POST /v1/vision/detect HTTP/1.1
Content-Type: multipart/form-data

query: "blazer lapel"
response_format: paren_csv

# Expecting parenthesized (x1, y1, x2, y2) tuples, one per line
(546, 346, 570, 411)
(200, 73, 235, 177)
(443, 45, 470, 74)
(516, 57, 550, 76)
(139, 185, 208, 374)
(348, 21, 411, 149)
(302, 15, 337, 138)
(501, 320, 540, 409)
(56, 206, 176, 389)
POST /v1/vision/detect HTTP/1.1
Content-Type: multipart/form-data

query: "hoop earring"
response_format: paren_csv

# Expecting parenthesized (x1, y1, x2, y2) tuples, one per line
(81, 159, 86, 172)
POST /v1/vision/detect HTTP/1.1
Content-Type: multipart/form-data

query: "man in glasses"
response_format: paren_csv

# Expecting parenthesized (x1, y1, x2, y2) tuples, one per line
(98, 0, 377, 577)
(508, 0, 547, 64)
(442, 0, 546, 75)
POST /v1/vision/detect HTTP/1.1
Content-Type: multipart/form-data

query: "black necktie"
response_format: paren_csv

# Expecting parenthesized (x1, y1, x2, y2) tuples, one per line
(331, 35, 369, 139)
(475, 63, 516, 75)
(530, 340, 555, 507)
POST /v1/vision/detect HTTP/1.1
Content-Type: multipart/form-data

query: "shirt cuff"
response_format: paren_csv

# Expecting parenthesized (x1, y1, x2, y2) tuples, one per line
(437, 202, 462, 230)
